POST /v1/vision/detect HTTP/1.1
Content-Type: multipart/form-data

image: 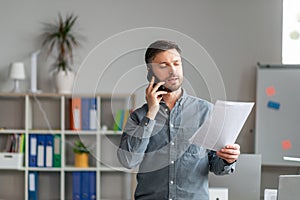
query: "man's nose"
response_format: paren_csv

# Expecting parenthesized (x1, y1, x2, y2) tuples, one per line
(169, 65, 176, 75)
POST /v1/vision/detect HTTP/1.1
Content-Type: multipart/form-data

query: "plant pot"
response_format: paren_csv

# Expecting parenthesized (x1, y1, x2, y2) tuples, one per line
(54, 70, 75, 94)
(74, 153, 89, 168)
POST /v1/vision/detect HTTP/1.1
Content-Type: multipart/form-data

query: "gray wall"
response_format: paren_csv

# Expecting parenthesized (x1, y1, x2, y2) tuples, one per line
(0, 0, 295, 199)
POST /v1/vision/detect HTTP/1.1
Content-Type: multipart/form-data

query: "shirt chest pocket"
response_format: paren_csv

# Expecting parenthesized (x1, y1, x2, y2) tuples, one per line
(184, 145, 207, 160)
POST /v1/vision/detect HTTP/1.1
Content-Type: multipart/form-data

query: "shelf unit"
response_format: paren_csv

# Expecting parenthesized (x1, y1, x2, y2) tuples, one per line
(0, 92, 135, 200)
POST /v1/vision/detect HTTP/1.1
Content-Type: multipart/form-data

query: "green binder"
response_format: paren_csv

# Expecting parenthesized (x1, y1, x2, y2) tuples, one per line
(53, 134, 61, 167)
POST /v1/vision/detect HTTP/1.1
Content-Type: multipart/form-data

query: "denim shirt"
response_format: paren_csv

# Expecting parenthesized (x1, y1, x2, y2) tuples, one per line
(117, 90, 235, 200)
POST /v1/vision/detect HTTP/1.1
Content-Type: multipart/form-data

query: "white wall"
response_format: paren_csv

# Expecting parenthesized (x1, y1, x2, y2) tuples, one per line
(0, 0, 287, 199)
(0, 0, 282, 152)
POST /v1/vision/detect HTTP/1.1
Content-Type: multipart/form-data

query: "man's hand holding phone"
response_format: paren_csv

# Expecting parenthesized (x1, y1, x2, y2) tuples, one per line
(146, 76, 168, 119)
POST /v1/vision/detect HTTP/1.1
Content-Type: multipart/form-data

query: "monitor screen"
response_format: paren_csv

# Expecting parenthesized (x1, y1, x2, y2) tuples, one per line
(209, 154, 261, 200)
(277, 175, 300, 200)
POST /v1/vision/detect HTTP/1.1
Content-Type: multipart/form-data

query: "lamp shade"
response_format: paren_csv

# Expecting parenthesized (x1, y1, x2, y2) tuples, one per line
(10, 62, 26, 80)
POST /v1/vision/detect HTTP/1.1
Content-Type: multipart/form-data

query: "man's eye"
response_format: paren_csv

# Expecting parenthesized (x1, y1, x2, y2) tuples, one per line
(160, 65, 167, 68)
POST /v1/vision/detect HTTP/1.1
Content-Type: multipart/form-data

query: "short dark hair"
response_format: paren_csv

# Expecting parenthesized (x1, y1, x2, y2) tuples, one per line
(145, 40, 182, 67)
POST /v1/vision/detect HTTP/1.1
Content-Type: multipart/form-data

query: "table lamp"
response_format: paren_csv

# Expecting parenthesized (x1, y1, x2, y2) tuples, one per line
(9, 62, 26, 93)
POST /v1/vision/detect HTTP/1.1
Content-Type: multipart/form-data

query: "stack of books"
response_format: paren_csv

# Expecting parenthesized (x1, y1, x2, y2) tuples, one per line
(113, 109, 131, 131)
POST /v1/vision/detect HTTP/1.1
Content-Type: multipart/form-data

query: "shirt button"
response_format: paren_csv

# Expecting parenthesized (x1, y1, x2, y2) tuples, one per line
(170, 180, 174, 184)
(170, 124, 174, 128)
(169, 199, 173, 200)
(171, 142, 175, 146)
(165, 108, 168, 112)
(171, 160, 174, 164)
(145, 122, 148, 126)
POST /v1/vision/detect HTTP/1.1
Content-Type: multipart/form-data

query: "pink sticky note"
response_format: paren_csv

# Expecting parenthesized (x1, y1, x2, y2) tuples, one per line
(282, 140, 292, 150)
(266, 86, 276, 96)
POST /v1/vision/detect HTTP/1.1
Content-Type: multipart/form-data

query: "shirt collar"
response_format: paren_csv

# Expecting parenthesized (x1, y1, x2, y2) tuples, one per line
(177, 88, 187, 106)
(160, 88, 187, 106)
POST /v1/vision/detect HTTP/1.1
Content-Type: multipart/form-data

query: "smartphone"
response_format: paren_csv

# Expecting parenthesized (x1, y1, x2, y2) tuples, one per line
(147, 69, 171, 93)
(153, 83, 171, 93)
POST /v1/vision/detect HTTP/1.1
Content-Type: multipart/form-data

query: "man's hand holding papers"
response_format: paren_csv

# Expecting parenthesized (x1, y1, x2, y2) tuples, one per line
(217, 144, 241, 164)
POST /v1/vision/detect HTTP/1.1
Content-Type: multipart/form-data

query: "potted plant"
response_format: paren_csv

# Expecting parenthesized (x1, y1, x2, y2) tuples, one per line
(73, 140, 89, 168)
(41, 13, 81, 94)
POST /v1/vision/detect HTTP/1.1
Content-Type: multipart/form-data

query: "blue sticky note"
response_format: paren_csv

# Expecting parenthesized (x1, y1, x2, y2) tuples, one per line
(267, 101, 280, 110)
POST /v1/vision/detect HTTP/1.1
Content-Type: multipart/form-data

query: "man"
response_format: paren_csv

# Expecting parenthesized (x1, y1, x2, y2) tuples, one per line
(117, 40, 240, 200)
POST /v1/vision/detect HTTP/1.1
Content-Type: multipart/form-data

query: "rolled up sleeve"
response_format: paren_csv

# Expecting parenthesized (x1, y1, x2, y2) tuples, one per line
(208, 150, 236, 175)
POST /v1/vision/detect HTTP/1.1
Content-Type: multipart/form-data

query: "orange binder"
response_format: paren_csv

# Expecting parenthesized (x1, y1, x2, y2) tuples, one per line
(70, 98, 82, 130)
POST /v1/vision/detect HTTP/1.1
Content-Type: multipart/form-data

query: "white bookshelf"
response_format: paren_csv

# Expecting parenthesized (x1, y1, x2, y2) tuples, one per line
(0, 92, 135, 200)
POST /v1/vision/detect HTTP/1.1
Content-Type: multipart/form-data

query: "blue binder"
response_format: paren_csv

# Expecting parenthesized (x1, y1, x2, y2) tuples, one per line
(81, 171, 90, 199)
(89, 98, 97, 130)
(37, 135, 45, 167)
(29, 134, 37, 167)
(28, 171, 38, 200)
(45, 134, 53, 167)
(81, 98, 90, 130)
(72, 172, 81, 200)
(89, 172, 96, 200)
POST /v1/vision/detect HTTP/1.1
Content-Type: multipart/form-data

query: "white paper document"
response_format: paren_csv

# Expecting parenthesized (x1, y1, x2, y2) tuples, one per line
(190, 100, 254, 151)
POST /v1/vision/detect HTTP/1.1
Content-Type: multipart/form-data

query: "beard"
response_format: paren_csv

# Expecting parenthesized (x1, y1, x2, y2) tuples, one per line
(163, 75, 183, 92)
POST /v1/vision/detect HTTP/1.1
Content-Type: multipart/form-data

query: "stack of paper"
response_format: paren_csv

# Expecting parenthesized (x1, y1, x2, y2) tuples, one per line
(189, 100, 254, 151)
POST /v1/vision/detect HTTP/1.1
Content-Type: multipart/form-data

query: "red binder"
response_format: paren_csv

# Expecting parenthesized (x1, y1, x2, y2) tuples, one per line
(70, 98, 82, 130)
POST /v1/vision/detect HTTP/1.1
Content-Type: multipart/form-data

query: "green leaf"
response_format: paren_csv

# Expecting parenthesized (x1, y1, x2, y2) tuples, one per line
(41, 13, 82, 72)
